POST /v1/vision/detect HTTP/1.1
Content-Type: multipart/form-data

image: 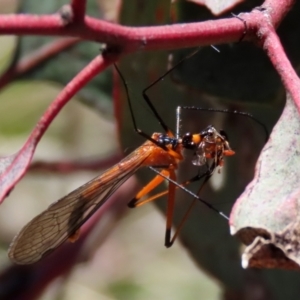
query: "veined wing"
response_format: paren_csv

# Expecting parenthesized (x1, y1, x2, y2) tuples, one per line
(8, 148, 151, 264)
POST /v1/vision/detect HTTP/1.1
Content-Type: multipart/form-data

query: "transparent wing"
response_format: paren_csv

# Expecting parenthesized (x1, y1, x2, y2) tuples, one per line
(8, 149, 150, 264)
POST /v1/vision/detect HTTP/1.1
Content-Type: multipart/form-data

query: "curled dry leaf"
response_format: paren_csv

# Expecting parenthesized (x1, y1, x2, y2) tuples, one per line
(230, 93, 300, 270)
(242, 221, 300, 270)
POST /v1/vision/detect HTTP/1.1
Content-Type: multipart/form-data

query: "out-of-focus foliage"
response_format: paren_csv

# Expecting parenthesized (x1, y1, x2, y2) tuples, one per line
(1, 0, 300, 299)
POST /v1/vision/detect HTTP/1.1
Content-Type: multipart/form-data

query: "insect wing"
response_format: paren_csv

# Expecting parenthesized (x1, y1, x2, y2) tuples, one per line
(8, 149, 150, 264)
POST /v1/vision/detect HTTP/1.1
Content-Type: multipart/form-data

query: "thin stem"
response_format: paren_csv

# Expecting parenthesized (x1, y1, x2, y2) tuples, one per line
(0, 37, 79, 88)
(0, 52, 121, 202)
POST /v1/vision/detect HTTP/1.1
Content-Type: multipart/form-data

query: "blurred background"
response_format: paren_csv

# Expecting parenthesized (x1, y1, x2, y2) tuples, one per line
(2, 0, 300, 299)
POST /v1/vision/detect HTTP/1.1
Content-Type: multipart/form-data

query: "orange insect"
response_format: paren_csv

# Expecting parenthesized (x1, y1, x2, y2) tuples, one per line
(8, 125, 234, 264)
(8, 59, 264, 265)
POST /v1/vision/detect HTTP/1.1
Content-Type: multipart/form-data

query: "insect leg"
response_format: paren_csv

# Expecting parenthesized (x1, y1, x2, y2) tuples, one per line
(148, 164, 229, 247)
(136, 170, 211, 205)
(164, 168, 176, 247)
(128, 168, 171, 208)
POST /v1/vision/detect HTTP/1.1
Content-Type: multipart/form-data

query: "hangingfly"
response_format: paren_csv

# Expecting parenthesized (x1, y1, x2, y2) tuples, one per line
(8, 53, 266, 265)
(8, 120, 234, 264)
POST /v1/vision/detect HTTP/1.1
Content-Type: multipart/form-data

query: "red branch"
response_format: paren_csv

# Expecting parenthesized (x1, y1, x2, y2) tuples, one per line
(0, 51, 121, 202)
(0, 1, 293, 51)
(29, 55, 117, 141)
(0, 13, 249, 51)
(263, 0, 295, 26)
(29, 152, 123, 174)
(0, 37, 79, 88)
(0, 0, 298, 296)
(0, 0, 293, 51)
(0, 0, 297, 200)
(0, 1, 294, 56)
(236, 0, 300, 113)
(260, 22, 300, 112)
(0, 0, 297, 201)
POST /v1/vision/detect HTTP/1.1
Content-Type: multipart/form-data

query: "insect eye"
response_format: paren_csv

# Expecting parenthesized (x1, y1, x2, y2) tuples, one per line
(157, 134, 166, 145)
(182, 133, 195, 149)
(206, 125, 217, 136)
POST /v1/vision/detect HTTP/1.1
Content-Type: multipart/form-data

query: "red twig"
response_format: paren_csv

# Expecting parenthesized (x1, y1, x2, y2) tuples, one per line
(0, 13, 249, 51)
(0, 1, 294, 55)
(0, 37, 80, 88)
(0, 0, 296, 206)
(0, 51, 121, 202)
(0, 0, 298, 296)
(0, 0, 296, 207)
(263, 0, 295, 26)
(261, 27, 300, 112)
(29, 152, 123, 174)
(29, 54, 116, 143)
(232, 0, 300, 113)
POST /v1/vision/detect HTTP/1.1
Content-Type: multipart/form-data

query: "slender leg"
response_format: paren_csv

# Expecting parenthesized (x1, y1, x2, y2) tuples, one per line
(164, 168, 176, 247)
(128, 169, 171, 208)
